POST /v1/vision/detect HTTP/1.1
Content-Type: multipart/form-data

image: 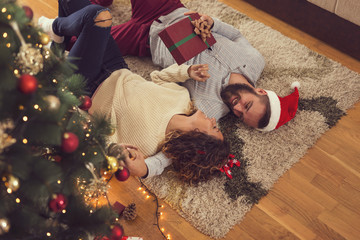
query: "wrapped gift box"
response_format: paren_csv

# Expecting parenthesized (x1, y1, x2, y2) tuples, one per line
(112, 201, 125, 215)
(158, 13, 216, 65)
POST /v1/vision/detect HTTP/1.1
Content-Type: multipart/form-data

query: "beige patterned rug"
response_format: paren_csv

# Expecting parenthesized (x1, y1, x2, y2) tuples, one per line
(110, 0, 360, 238)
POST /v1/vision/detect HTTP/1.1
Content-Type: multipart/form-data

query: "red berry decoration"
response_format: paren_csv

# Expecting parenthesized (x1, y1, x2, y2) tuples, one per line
(18, 74, 38, 94)
(22, 6, 34, 20)
(110, 224, 124, 240)
(79, 95, 92, 111)
(49, 193, 67, 212)
(61, 132, 79, 153)
(115, 166, 130, 182)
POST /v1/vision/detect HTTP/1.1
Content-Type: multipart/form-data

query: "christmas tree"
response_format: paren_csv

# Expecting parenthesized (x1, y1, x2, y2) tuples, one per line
(0, 0, 129, 239)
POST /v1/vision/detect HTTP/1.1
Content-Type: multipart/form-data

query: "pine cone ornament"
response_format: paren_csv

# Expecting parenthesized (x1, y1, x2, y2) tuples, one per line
(123, 203, 137, 221)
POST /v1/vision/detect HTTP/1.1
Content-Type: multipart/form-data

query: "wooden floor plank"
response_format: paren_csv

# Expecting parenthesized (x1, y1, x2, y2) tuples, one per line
(283, 164, 338, 211)
(257, 193, 318, 240)
(318, 208, 360, 240)
(311, 174, 360, 216)
(238, 206, 299, 240)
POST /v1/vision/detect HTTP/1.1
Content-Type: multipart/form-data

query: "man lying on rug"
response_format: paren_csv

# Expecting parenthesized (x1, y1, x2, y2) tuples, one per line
(38, 0, 230, 183)
(92, 0, 299, 132)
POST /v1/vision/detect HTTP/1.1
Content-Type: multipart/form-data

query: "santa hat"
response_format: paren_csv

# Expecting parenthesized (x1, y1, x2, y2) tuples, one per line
(259, 82, 300, 131)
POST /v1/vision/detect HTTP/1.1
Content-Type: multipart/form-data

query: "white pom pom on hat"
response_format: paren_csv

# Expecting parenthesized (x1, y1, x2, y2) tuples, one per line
(291, 81, 300, 89)
(259, 82, 300, 132)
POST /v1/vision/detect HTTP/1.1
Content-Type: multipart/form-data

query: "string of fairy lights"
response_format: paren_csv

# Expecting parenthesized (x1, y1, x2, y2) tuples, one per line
(138, 178, 172, 240)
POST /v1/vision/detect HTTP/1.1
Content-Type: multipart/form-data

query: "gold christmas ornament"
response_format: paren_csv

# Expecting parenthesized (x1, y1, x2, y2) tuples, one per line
(108, 127, 116, 136)
(39, 32, 50, 45)
(9, 21, 44, 75)
(106, 155, 119, 173)
(0, 218, 10, 235)
(43, 95, 61, 111)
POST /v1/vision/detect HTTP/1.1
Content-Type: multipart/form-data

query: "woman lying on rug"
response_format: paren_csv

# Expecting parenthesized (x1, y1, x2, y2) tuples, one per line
(38, 0, 230, 184)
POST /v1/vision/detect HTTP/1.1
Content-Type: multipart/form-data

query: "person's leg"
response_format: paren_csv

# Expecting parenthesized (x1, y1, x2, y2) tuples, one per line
(53, 4, 127, 95)
(58, 0, 92, 17)
(110, 0, 184, 56)
(130, 0, 184, 23)
(57, 0, 93, 50)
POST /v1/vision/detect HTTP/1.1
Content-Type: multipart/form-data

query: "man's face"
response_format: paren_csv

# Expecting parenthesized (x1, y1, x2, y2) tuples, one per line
(227, 89, 267, 128)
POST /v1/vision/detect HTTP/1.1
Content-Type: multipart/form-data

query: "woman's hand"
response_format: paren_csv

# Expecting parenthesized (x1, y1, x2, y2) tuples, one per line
(188, 64, 210, 82)
(184, 11, 214, 28)
(120, 144, 147, 178)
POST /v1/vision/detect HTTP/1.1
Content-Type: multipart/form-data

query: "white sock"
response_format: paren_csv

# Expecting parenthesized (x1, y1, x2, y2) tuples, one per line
(38, 16, 64, 44)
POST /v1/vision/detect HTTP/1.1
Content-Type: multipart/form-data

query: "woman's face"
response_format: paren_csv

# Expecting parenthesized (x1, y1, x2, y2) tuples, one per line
(190, 110, 224, 141)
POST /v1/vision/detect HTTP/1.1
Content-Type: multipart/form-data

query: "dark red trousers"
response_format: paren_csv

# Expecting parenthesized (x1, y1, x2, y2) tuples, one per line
(95, 0, 184, 56)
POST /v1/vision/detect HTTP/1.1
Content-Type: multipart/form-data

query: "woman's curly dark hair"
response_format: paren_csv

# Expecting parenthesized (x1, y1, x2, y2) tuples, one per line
(160, 130, 230, 185)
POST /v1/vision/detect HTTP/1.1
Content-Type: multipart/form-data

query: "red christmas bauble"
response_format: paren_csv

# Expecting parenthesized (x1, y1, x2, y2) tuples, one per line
(18, 74, 38, 94)
(52, 155, 62, 162)
(49, 193, 67, 212)
(61, 132, 79, 153)
(110, 224, 124, 240)
(115, 167, 130, 182)
(22, 6, 33, 20)
(79, 95, 92, 111)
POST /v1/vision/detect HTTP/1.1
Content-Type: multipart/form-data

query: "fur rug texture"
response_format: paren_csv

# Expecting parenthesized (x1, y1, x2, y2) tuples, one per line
(110, 0, 360, 238)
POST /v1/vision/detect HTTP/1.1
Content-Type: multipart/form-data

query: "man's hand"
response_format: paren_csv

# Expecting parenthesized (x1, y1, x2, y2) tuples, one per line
(184, 11, 214, 29)
(119, 144, 148, 178)
(188, 64, 210, 82)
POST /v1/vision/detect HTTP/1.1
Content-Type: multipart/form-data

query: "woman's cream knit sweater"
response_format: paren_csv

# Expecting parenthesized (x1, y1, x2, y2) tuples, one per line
(89, 64, 192, 157)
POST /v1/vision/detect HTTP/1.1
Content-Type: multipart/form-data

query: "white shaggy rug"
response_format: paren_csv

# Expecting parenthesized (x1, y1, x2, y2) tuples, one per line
(110, 0, 360, 238)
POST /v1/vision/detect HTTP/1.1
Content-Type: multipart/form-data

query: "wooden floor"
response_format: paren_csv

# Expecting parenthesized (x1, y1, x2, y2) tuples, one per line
(18, 0, 360, 239)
